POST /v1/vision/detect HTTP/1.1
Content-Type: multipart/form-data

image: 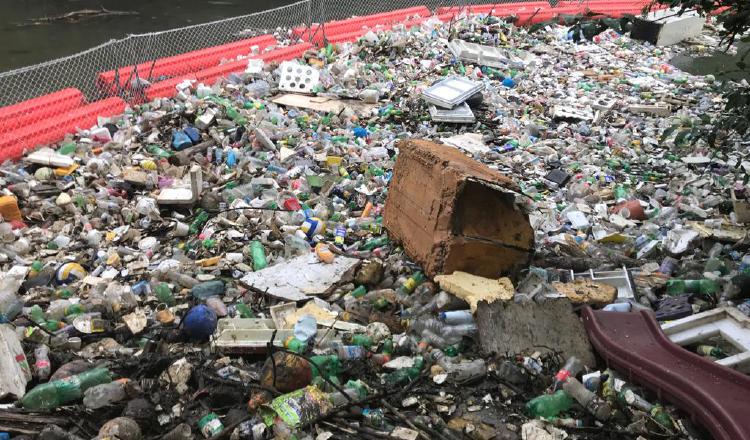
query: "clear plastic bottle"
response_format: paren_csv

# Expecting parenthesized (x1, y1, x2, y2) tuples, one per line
(562, 377, 611, 421)
(551, 356, 583, 391)
(34, 344, 51, 380)
(83, 380, 128, 409)
(438, 310, 474, 325)
(0, 276, 24, 323)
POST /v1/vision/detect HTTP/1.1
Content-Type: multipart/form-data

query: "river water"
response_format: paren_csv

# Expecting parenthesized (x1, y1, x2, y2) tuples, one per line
(0, 0, 296, 72)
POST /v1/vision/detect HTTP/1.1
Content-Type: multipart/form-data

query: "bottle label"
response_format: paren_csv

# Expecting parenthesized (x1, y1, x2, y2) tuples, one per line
(554, 369, 571, 382)
(199, 415, 223, 437)
(35, 360, 50, 368)
(402, 278, 417, 292)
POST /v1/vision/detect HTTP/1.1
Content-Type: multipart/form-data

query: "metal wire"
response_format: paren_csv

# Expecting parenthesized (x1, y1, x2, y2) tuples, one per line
(0, 0, 589, 148)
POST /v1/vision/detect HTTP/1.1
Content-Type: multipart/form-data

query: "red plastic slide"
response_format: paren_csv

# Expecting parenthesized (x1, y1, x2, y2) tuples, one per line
(97, 34, 277, 95)
(582, 307, 750, 440)
(0, 88, 84, 135)
(0, 97, 126, 163)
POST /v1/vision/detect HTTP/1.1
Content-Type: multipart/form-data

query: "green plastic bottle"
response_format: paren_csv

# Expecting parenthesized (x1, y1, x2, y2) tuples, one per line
(350, 286, 367, 298)
(343, 334, 373, 349)
(154, 282, 176, 307)
(384, 357, 424, 386)
(309, 355, 342, 380)
(234, 303, 255, 318)
(250, 241, 268, 271)
(361, 236, 388, 251)
(650, 405, 674, 429)
(22, 368, 112, 410)
(696, 345, 725, 358)
(665, 279, 719, 296)
(146, 144, 173, 158)
(525, 390, 574, 419)
(397, 271, 426, 296)
(284, 336, 307, 353)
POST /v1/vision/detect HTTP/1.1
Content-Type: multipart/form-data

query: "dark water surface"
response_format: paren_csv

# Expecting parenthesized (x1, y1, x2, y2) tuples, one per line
(0, 0, 295, 72)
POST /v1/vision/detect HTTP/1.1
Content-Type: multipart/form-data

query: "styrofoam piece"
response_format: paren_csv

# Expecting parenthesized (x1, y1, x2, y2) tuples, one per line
(157, 165, 203, 205)
(630, 8, 706, 46)
(212, 318, 337, 353)
(24, 148, 75, 168)
(661, 307, 750, 372)
(552, 105, 594, 121)
(448, 40, 510, 68)
(0, 324, 31, 399)
(570, 266, 636, 300)
(429, 103, 475, 123)
(628, 102, 672, 116)
(278, 62, 320, 94)
(240, 253, 360, 301)
(245, 59, 265, 75)
(422, 76, 483, 109)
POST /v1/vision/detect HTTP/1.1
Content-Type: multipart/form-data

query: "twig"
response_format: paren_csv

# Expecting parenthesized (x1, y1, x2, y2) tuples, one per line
(381, 401, 432, 440)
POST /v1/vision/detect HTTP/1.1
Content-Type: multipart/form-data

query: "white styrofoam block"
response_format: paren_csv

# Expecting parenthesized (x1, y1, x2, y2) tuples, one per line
(278, 62, 320, 94)
(631, 8, 706, 46)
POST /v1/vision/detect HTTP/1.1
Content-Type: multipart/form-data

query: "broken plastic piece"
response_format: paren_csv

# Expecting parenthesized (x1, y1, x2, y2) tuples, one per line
(422, 76, 483, 109)
(429, 103, 475, 123)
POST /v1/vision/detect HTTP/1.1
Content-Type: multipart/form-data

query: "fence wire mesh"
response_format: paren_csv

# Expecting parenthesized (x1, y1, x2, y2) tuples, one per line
(0, 0, 592, 154)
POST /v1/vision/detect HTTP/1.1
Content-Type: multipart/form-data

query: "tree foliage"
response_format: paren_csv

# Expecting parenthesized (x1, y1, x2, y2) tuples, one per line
(651, 0, 750, 144)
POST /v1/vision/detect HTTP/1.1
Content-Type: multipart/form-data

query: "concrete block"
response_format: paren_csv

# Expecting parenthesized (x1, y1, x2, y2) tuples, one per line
(383, 139, 534, 279)
(661, 307, 750, 372)
(475, 298, 595, 366)
(631, 9, 705, 46)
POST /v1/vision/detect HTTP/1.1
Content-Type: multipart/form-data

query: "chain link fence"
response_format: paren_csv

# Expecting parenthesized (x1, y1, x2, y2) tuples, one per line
(0, 0, 595, 157)
(0, 0, 599, 107)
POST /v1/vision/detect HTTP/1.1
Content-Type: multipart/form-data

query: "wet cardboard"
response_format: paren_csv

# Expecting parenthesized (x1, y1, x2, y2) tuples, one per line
(383, 139, 534, 279)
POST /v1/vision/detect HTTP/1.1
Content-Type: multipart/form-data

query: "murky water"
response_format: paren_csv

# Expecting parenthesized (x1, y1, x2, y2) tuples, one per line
(0, 0, 295, 72)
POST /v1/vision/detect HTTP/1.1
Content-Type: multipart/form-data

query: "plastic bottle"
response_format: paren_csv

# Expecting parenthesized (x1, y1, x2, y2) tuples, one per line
(438, 310, 473, 325)
(165, 270, 199, 288)
(172, 130, 192, 150)
(550, 356, 583, 391)
(250, 241, 268, 271)
(83, 380, 128, 409)
(562, 377, 611, 421)
(191, 280, 226, 299)
(0, 276, 23, 323)
(665, 279, 720, 296)
(383, 357, 424, 386)
(309, 355, 342, 380)
(205, 296, 228, 317)
(22, 367, 112, 410)
(34, 345, 51, 380)
(342, 333, 374, 349)
(198, 412, 224, 438)
(525, 390, 574, 419)
(397, 271, 426, 296)
(696, 345, 725, 358)
(154, 282, 176, 306)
